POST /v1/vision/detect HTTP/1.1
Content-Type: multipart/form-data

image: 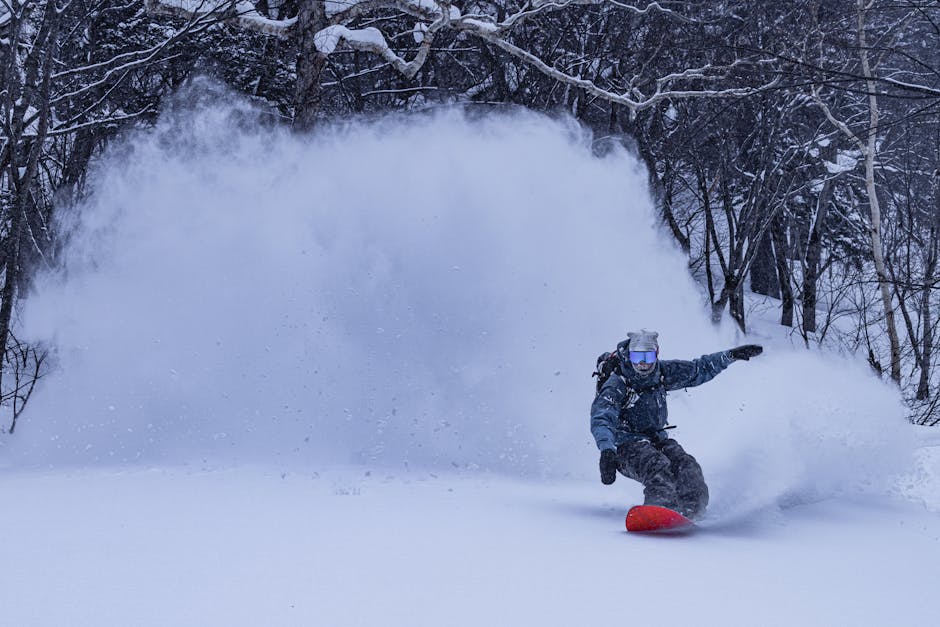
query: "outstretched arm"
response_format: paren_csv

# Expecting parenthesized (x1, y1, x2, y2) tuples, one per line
(662, 344, 764, 390)
(663, 345, 763, 391)
(662, 351, 731, 390)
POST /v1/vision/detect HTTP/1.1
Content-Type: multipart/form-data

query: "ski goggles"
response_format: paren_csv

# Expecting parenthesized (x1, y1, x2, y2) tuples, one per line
(628, 350, 658, 365)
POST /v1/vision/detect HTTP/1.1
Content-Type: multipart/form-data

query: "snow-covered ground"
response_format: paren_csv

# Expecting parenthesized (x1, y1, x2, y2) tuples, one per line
(3, 465, 939, 626)
(2, 89, 939, 625)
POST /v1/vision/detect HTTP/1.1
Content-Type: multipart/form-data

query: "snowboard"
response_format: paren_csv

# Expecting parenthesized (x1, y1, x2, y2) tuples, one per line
(625, 504, 694, 533)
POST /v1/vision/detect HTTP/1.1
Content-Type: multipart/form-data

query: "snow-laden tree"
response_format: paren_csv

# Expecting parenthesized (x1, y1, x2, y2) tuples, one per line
(148, 1, 781, 130)
(0, 0, 223, 432)
(808, 0, 904, 384)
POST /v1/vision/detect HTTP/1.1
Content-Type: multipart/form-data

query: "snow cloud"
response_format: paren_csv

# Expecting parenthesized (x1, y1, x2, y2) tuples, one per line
(8, 82, 914, 512)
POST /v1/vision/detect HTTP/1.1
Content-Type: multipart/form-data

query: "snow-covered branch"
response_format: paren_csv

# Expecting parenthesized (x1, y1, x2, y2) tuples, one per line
(145, 0, 296, 37)
(315, 22, 439, 78)
(147, 0, 778, 113)
(496, 0, 693, 31)
(472, 24, 779, 113)
(328, 0, 454, 24)
(50, 12, 218, 105)
(347, 0, 777, 111)
(876, 76, 940, 98)
(42, 106, 156, 138)
(811, 86, 865, 152)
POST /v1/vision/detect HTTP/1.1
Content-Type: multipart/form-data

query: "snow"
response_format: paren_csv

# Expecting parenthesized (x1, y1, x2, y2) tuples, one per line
(462, 17, 499, 34)
(413, 0, 461, 20)
(152, 1, 295, 32)
(824, 149, 860, 174)
(325, 0, 460, 20)
(234, 0, 296, 31)
(1, 467, 938, 626)
(151, 0, 191, 8)
(665, 103, 678, 124)
(315, 24, 350, 54)
(3, 84, 939, 625)
(315, 25, 388, 55)
(902, 427, 940, 511)
(325, 0, 370, 17)
(414, 22, 429, 44)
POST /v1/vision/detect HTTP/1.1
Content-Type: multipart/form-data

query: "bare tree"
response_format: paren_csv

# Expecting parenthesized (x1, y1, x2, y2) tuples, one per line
(0, 0, 223, 430)
(149, 1, 781, 130)
(0, 331, 46, 434)
(807, 0, 915, 384)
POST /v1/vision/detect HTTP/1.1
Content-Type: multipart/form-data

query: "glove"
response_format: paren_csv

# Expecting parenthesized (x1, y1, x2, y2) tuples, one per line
(729, 344, 763, 361)
(599, 448, 618, 485)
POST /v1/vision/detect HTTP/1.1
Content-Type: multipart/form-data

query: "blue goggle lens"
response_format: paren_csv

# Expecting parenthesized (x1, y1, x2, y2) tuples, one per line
(629, 350, 657, 364)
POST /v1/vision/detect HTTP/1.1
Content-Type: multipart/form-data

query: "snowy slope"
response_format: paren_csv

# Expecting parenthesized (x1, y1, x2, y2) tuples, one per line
(2, 85, 938, 625)
(2, 467, 938, 627)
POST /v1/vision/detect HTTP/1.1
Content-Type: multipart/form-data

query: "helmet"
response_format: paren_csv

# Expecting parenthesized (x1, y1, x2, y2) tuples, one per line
(626, 330, 659, 376)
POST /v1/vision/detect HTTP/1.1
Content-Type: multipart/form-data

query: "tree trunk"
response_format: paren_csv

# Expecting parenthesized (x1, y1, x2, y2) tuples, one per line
(771, 213, 793, 327)
(916, 290, 932, 400)
(916, 227, 937, 400)
(865, 160, 902, 384)
(730, 280, 746, 332)
(858, 0, 902, 384)
(698, 168, 717, 307)
(713, 275, 745, 332)
(0, 200, 24, 403)
(716, 171, 745, 331)
(661, 161, 691, 254)
(803, 179, 834, 334)
(749, 226, 780, 298)
(0, 1, 58, 409)
(293, 0, 328, 132)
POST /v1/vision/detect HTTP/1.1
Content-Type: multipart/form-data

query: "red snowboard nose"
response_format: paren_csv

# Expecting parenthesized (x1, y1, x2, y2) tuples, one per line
(625, 505, 694, 533)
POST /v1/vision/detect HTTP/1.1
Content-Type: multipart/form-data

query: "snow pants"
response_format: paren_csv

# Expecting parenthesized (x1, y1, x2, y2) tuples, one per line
(616, 438, 709, 519)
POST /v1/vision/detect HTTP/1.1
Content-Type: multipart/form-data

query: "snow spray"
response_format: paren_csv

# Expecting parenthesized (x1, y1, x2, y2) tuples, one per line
(10, 81, 914, 512)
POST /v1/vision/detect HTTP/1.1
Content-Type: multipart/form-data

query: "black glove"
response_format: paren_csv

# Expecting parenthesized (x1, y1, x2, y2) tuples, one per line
(729, 344, 763, 361)
(599, 448, 618, 485)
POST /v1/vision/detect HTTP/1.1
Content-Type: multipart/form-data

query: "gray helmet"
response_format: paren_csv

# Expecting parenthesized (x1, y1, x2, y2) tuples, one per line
(627, 330, 659, 352)
(626, 329, 659, 376)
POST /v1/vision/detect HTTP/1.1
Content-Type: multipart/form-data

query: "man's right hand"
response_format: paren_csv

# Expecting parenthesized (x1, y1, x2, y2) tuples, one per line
(600, 448, 618, 485)
(729, 344, 763, 361)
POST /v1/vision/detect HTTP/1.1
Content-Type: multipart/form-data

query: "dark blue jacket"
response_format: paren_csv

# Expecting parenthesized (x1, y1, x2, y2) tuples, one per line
(590, 350, 733, 450)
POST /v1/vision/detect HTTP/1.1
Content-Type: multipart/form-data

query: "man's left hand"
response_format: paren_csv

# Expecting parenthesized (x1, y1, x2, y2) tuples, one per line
(729, 344, 763, 361)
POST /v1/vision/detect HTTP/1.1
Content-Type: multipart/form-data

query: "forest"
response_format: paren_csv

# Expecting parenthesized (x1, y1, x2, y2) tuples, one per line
(2, 0, 939, 431)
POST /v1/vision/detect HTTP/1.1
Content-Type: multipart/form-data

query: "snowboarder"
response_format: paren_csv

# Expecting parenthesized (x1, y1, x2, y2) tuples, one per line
(591, 330, 763, 519)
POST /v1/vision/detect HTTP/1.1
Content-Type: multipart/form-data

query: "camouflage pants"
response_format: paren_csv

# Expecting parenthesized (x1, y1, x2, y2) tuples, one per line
(616, 438, 709, 519)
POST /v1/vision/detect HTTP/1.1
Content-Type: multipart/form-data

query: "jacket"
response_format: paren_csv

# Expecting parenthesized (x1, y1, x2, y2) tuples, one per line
(590, 350, 733, 450)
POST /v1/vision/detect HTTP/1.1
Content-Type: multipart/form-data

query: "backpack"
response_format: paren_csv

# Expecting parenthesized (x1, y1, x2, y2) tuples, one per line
(592, 340, 630, 393)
